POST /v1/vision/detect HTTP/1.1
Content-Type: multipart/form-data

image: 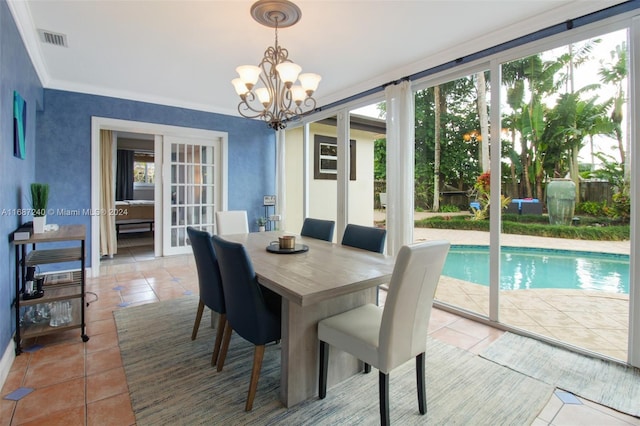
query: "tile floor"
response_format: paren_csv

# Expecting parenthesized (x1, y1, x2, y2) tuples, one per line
(1, 240, 639, 425)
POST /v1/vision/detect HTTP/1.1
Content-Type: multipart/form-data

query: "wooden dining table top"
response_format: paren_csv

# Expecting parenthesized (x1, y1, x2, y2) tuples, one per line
(220, 231, 395, 307)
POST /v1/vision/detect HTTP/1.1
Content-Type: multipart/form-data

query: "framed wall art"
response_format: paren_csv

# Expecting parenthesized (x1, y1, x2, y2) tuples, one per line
(14, 91, 26, 159)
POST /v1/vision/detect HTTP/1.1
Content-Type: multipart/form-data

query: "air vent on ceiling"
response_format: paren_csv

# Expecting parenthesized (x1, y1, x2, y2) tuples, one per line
(38, 29, 68, 47)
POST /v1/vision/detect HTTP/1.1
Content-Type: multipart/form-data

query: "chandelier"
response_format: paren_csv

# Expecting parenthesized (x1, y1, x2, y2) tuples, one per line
(232, 0, 321, 130)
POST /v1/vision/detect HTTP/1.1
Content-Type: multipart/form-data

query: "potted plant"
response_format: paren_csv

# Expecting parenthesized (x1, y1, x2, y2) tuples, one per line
(30, 183, 50, 233)
(257, 217, 267, 232)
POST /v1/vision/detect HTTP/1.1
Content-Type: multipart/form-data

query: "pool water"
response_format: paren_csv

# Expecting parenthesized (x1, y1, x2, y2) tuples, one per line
(442, 245, 630, 294)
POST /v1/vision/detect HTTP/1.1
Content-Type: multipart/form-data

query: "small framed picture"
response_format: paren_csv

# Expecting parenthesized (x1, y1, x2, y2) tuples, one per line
(263, 195, 276, 206)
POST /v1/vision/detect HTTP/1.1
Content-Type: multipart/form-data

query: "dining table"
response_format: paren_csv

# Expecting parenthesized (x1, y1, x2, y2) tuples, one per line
(220, 230, 396, 407)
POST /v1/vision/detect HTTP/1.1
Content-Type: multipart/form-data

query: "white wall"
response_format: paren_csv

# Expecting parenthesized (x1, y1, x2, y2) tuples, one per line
(284, 127, 305, 234)
(284, 122, 377, 239)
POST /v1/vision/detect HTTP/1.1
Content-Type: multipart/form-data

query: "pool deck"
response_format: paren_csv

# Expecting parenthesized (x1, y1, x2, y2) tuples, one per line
(412, 225, 630, 361)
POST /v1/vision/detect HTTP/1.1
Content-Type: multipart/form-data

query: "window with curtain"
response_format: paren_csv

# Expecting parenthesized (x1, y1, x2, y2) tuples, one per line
(134, 152, 155, 184)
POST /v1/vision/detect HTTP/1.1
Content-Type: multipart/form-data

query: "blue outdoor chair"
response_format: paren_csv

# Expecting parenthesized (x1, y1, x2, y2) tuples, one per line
(211, 235, 282, 411)
(186, 227, 227, 367)
(300, 218, 336, 242)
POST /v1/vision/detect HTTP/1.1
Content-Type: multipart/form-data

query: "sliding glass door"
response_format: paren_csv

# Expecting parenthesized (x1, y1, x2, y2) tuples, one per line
(412, 69, 492, 318)
(497, 28, 631, 361)
(286, 14, 638, 366)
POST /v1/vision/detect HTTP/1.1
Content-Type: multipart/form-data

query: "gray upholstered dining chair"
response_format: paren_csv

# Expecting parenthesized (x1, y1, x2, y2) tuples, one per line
(341, 223, 387, 254)
(211, 235, 282, 411)
(318, 240, 450, 425)
(186, 227, 227, 367)
(215, 210, 249, 235)
(300, 217, 335, 242)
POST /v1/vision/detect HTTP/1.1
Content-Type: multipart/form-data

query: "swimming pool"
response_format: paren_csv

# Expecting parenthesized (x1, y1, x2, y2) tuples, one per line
(442, 245, 630, 294)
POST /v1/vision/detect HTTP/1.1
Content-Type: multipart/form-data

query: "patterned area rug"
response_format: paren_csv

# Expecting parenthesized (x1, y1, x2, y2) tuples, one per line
(481, 332, 640, 418)
(115, 297, 553, 425)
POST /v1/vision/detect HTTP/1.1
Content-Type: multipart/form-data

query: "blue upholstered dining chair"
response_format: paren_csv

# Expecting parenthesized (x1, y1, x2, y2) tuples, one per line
(186, 227, 227, 367)
(341, 223, 387, 254)
(318, 240, 450, 425)
(210, 235, 282, 411)
(342, 224, 388, 306)
(300, 217, 336, 242)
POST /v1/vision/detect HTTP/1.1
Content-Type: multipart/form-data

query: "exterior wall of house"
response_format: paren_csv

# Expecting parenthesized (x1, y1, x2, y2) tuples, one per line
(284, 122, 377, 239)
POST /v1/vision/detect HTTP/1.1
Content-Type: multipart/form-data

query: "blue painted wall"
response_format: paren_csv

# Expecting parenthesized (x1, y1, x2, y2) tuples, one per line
(0, 0, 44, 356)
(1, 0, 275, 357)
(36, 89, 276, 264)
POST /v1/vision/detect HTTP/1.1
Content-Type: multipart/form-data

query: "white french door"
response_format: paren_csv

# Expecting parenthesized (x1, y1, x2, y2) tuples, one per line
(163, 135, 222, 255)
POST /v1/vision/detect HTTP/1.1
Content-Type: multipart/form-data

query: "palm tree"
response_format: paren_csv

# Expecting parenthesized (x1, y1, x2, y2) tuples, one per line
(476, 71, 490, 172)
(598, 42, 629, 191)
(501, 55, 550, 199)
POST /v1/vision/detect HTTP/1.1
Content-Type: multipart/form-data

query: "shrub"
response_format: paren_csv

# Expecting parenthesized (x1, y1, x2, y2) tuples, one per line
(439, 204, 460, 213)
(576, 201, 606, 216)
(415, 214, 629, 241)
(501, 213, 548, 224)
(608, 192, 630, 223)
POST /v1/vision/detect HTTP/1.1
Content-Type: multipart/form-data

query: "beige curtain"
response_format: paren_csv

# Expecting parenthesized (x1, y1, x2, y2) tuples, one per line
(100, 130, 117, 257)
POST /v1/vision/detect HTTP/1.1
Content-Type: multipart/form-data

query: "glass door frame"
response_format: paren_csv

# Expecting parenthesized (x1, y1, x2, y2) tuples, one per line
(408, 14, 639, 365)
(297, 11, 639, 367)
(90, 117, 228, 274)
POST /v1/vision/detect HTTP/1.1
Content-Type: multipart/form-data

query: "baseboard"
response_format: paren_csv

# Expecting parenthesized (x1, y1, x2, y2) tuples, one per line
(0, 338, 16, 391)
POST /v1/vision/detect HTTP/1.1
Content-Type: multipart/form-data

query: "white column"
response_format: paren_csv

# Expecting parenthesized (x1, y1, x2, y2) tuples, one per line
(489, 60, 502, 322)
(302, 124, 310, 220)
(336, 111, 349, 241)
(628, 16, 640, 368)
(276, 130, 286, 230)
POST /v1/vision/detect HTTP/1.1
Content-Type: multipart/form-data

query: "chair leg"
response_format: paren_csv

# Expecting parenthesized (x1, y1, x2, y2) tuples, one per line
(379, 371, 390, 426)
(211, 314, 226, 366)
(416, 352, 426, 415)
(245, 345, 265, 411)
(191, 299, 205, 340)
(319, 341, 329, 399)
(364, 363, 371, 374)
(216, 323, 233, 372)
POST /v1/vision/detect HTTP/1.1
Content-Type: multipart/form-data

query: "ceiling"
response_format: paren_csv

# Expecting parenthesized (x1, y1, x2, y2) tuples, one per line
(8, 0, 627, 119)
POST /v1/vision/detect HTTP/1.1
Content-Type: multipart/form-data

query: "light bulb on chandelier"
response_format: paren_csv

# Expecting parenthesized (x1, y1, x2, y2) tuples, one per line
(232, 0, 321, 130)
